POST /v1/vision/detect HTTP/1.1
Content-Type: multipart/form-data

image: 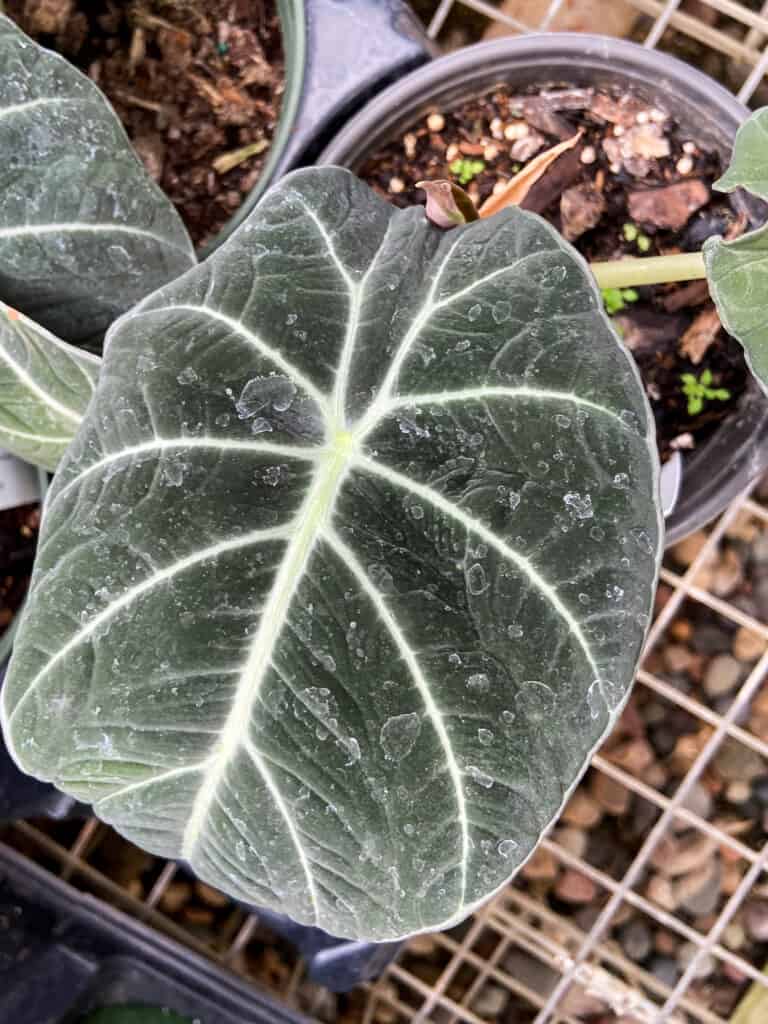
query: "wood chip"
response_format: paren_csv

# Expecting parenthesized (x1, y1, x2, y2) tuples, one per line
(628, 179, 710, 231)
(679, 304, 721, 364)
(590, 91, 650, 127)
(661, 279, 711, 312)
(560, 180, 605, 241)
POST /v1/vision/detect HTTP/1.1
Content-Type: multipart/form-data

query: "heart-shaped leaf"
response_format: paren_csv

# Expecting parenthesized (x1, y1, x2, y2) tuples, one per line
(0, 302, 99, 470)
(0, 16, 195, 345)
(1, 168, 661, 941)
(704, 107, 768, 393)
(712, 107, 768, 201)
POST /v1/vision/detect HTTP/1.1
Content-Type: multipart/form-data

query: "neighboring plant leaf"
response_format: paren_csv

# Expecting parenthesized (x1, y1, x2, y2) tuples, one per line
(712, 106, 768, 200)
(0, 302, 99, 470)
(1, 167, 661, 942)
(704, 222, 768, 392)
(0, 16, 195, 345)
(417, 180, 478, 227)
(79, 1007, 193, 1024)
(478, 131, 582, 218)
(704, 108, 768, 394)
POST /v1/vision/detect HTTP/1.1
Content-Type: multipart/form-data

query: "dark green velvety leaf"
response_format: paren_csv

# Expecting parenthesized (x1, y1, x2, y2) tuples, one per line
(0, 16, 195, 344)
(1, 167, 661, 941)
(0, 301, 99, 470)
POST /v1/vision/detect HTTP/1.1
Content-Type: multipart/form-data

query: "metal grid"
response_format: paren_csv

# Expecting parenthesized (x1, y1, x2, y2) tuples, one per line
(6, 485, 768, 1023)
(5, 3, 768, 1023)
(423, 0, 768, 105)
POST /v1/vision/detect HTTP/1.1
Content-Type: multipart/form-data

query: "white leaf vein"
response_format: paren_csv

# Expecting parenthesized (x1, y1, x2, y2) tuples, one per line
(324, 526, 469, 911)
(354, 454, 600, 679)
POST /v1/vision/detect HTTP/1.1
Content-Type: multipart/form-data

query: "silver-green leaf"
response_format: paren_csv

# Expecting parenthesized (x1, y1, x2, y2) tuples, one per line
(1, 168, 661, 941)
(705, 106, 768, 394)
(0, 301, 99, 470)
(0, 16, 195, 345)
(713, 106, 768, 200)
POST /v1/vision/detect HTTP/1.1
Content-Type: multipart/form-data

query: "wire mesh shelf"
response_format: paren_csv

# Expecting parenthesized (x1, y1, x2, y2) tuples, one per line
(5, 2, 768, 1023)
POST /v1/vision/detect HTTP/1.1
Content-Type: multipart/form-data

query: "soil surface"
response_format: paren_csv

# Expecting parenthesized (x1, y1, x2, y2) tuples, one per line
(0, 504, 40, 636)
(6, 0, 284, 248)
(358, 85, 753, 461)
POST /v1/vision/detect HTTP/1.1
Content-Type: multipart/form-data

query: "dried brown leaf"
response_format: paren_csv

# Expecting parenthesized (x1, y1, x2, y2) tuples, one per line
(679, 304, 722, 365)
(478, 131, 582, 218)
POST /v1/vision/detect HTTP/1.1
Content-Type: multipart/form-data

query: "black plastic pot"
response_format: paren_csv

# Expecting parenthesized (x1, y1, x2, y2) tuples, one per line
(206, 0, 434, 251)
(319, 33, 768, 544)
(0, 842, 311, 1024)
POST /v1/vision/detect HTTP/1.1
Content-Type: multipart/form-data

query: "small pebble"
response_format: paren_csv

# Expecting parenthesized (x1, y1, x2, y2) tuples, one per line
(591, 772, 630, 816)
(613, 124, 624, 136)
(445, 142, 460, 162)
(683, 140, 697, 154)
(388, 177, 405, 194)
(159, 880, 192, 913)
(671, 530, 708, 567)
(522, 846, 558, 881)
(555, 869, 597, 904)
(714, 738, 765, 782)
(580, 145, 596, 164)
(677, 861, 721, 917)
(618, 919, 652, 961)
(663, 644, 694, 674)
(562, 789, 602, 828)
(403, 132, 417, 159)
(470, 984, 509, 1018)
(746, 899, 768, 941)
(635, 110, 649, 124)
(553, 826, 588, 859)
(504, 121, 529, 141)
(650, 108, 667, 122)
(677, 941, 714, 979)
(670, 432, 694, 450)
(490, 116, 504, 140)
(483, 143, 499, 161)
(676, 155, 694, 175)
(195, 881, 230, 908)
(408, 933, 438, 956)
(733, 626, 766, 661)
(426, 112, 445, 133)
(723, 922, 746, 950)
(704, 654, 741, 698)
(678, 782, 713, 824)
(725, 780, 752, 804)
(650, 955, 680, 987)
(647, 874, 677, 911)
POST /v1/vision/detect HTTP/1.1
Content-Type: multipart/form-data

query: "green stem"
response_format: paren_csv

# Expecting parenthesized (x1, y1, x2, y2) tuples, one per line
(590, 251, 707, 290)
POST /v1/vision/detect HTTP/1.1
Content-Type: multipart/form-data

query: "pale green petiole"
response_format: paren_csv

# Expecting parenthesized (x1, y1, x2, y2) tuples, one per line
(590, 251, 707, 291)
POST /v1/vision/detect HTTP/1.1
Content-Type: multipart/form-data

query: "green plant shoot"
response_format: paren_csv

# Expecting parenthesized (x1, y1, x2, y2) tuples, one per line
(601, 287, 639, 316)
(680, 369, 731, 416)
(449, 157, 485, 185)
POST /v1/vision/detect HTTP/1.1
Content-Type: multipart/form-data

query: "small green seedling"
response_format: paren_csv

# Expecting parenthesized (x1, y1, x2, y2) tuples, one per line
(623, 222, 652, 253)
(680, 369, 731, 416)
(449, 157, 485, 185)
(601, 287, 639, 316)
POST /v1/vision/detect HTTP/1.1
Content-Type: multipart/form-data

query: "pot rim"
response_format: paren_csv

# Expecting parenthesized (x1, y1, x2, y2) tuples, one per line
(319, 33, 749, 165)
(319, 32, 768, 546)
